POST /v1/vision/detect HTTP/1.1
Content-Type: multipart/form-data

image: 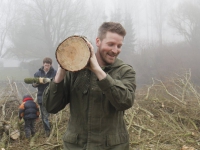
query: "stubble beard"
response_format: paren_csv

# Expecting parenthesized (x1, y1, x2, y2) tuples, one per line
(100, 51, 116, 66)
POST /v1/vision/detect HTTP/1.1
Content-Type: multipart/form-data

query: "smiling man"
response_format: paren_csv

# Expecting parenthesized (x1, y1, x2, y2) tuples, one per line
(44, 22, 136, 150)
(96, 24, 123, 66)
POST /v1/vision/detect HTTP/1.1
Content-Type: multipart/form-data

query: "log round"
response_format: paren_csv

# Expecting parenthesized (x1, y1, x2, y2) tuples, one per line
(56, 35, 91, 72)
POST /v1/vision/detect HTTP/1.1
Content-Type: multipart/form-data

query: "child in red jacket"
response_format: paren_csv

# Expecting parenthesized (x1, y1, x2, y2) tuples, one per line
(19, 95, 40, 138)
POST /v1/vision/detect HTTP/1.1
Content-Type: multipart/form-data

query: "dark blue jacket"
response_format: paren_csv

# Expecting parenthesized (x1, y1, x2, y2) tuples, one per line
(33, 66, 56, 104)
(19, 100, 40, 120)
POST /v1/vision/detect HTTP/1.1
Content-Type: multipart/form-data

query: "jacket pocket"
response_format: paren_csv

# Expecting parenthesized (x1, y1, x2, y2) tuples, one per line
(106, 133, 129, 146)
(63, 132, 78, 144)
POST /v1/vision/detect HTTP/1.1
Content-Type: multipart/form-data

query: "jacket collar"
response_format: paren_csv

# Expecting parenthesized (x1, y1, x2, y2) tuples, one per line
(39, 66, 54, 73)
(103, 58, 125, 71)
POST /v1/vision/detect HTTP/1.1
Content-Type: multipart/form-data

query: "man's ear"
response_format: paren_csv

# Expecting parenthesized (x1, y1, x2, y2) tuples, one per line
(96, 38, 101, 47)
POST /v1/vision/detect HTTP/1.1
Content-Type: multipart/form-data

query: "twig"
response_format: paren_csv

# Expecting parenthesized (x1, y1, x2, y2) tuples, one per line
(7, 77, 13, 92)
(30, 143, 61, 150)
(156, 79, 186, 105)
(46, 115, 56, 142)
(13, 82, 21, 104)
(21, 82, 36, 98)
(127, 110, 135, 130)
(139, 107, 154, 117)
(132, 122, 155, 135)
(144, 78, 155, 100)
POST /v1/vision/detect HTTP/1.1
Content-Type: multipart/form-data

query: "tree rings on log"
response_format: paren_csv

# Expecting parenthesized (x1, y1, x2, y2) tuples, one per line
(56, 35, 91, 72)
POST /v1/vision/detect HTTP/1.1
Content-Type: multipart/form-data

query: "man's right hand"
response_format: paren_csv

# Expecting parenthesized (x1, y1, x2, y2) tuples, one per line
(54, 64, 66, 83)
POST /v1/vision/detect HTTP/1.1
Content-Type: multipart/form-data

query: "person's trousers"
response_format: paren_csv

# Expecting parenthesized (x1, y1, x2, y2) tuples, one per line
(24, 119, 36, 138)
(39, 103, 51, 132)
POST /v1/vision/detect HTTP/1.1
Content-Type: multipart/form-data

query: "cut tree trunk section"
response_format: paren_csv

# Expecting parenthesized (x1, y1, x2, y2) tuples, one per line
(56, 35, 91, 72)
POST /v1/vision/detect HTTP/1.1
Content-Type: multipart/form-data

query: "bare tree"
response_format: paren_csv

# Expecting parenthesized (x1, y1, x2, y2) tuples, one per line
(150, 0, 173, 47)
(4, 0, 94, 61)
(169, 1, 200, 51)
(28, 0, 93, 53)
(0, 0, 17, 57)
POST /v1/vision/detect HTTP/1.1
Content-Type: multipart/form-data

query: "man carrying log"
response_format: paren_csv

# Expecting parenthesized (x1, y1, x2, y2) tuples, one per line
(32, 57, 57, 137)
(43, 22, 136, 149)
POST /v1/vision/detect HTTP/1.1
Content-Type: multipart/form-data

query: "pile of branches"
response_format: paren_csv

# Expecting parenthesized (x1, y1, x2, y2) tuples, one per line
(0, 78, 70, 150)
(0, 70, 200, 150)
(125, 70, 200, 150)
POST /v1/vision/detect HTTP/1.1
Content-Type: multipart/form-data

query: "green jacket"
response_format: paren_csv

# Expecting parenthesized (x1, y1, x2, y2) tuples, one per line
(44, 58, 136, 150)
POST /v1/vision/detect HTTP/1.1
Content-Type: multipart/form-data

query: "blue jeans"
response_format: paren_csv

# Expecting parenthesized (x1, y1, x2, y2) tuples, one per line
(39, 103, 50, 131)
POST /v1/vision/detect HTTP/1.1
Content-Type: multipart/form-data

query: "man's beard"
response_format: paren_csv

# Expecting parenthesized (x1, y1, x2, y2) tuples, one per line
(99, 51, 117, 66)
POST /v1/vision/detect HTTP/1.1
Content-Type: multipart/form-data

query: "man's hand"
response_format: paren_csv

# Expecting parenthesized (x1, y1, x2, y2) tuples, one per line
(54, 64, 66, 83)
(86, 41, 100, 71)
(85, 40, 106, 80)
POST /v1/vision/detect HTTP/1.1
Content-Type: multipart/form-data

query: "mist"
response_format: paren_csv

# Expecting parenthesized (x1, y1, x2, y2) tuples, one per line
(0, 0, 200, 87)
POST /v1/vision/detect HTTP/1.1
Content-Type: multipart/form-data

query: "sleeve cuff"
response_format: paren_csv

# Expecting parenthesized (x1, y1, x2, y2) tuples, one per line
(50, 80, 64, 93)
(97, 74, 114, 91)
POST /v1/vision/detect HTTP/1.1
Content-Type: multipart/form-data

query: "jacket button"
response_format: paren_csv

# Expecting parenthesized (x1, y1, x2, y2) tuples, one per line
(83, 90, 88, 94)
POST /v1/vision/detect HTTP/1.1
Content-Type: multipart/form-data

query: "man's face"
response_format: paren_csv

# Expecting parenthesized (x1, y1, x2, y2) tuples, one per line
(96, 31, 123, 66)
(43, 62, 51, 72)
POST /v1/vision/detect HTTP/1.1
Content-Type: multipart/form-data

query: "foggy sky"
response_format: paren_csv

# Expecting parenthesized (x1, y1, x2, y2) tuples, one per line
(0, 0, 200, 87)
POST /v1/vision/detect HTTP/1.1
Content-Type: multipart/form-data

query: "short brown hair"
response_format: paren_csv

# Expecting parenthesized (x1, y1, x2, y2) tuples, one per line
(43, 57, 52, 64)
(98, 22, 126, 40)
